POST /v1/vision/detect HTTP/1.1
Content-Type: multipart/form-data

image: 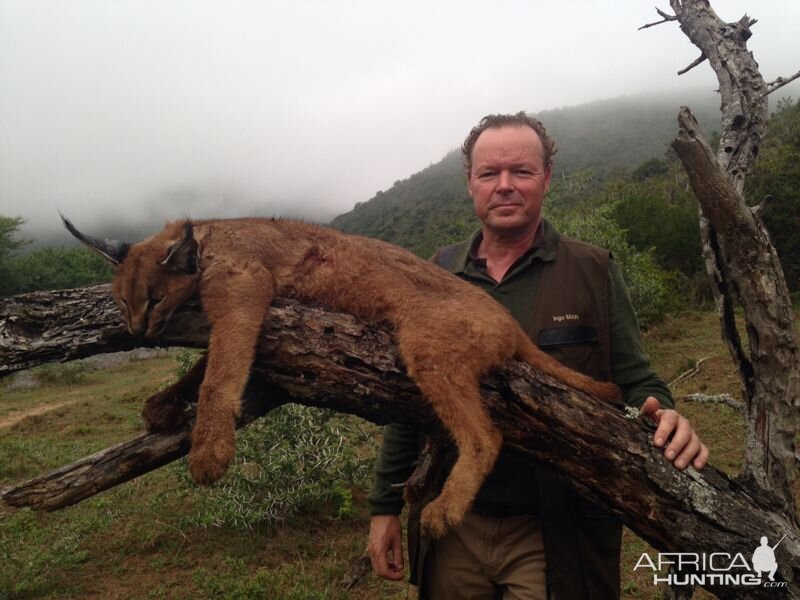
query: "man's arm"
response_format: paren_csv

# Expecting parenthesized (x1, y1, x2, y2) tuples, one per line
(607, 259, 673, 409)
(367, 422, 420, 579)
(607, 259, 708, 470)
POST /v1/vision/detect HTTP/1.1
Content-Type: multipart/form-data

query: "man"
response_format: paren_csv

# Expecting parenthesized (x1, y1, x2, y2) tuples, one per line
(367, 112, 708, 599)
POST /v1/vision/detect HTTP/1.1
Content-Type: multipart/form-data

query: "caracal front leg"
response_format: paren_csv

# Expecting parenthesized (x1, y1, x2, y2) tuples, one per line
(188, 265, 273, 485)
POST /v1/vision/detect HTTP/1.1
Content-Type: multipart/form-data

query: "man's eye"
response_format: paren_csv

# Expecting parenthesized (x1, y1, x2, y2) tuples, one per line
(478, 172, 495, 179)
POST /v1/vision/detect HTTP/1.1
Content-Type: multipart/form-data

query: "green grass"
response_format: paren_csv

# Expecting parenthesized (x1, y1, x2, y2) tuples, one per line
(0, 310, 796, 599)
(0, 354, 412, 599)
(0, 358, 174, 482)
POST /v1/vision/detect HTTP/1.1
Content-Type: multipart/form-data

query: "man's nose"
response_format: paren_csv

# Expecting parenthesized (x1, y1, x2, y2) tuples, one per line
(497, 170, 513, 191)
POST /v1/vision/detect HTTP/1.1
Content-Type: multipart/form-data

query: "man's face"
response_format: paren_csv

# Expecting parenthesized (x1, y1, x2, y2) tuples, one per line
(467, 125, 552, 236)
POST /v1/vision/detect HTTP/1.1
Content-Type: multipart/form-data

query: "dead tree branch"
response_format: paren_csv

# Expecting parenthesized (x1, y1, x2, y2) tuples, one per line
(639, 8, 678, 30)
(751, 195, 772, 218)
(764, 70, 800, 97)
(677, 53, 707, 76)
(683, 393, 744, 413)
(668, 356, 712, 388)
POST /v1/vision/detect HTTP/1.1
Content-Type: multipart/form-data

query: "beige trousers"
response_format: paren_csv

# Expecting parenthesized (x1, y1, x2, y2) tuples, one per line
(422, 512, 548, 600)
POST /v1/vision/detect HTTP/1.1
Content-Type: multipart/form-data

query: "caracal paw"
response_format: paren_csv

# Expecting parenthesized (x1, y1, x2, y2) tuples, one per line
(421, 498, 464, 539)
(142, 391, 190, 433)
(188, 424, 235, 485)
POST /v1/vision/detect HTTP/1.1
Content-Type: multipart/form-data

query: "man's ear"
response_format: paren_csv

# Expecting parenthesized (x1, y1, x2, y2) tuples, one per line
(161, 221, 198, 273)
(543, 165, 553, 194)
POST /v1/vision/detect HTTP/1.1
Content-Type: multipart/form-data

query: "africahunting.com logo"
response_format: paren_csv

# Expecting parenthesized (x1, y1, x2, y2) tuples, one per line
(633, 535, 788, 589)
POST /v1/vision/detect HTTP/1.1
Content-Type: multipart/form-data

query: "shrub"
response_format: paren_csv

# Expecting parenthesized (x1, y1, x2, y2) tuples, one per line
(173, 404, 377, 530)
(33, 361, 92, 386)
(174, 348, 200, 377)
(549, 205, 673, 327)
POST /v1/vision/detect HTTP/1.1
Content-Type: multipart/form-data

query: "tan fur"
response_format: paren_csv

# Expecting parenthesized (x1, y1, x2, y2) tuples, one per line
(79, 217, 621, 537)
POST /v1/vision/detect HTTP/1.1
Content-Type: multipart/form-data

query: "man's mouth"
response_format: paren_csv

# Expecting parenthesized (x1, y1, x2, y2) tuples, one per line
(489, 202, 522, 209)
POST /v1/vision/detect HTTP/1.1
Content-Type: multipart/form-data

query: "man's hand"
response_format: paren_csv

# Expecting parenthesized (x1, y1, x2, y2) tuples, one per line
(368, 514, 405, 581)
(640, 396, 709, 470)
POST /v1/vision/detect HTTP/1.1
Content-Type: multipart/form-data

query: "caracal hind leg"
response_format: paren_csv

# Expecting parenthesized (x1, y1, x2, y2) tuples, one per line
(188, 266, 273, 485)
(143, 354, 207, 432)
(412, 370, 502, 538)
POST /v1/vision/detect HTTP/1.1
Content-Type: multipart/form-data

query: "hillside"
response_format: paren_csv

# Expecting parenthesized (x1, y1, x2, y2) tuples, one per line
(331, 90, 722, 257)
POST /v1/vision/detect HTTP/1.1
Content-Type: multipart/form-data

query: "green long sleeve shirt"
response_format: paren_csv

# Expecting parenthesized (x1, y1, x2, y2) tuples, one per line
(368, 220, 672, 516)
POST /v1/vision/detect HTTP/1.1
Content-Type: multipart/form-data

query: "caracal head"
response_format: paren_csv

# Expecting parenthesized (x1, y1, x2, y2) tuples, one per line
(61, 215, 200, 337)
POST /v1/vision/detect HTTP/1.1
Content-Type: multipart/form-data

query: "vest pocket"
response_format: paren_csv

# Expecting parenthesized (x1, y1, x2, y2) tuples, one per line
(537, 325, 598, 347)
(537, 325, 600, 376)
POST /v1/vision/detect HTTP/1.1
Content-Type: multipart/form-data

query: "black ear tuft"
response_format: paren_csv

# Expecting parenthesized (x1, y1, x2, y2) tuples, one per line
(59, 211, 130, 266)
(161, 220, 198, 273)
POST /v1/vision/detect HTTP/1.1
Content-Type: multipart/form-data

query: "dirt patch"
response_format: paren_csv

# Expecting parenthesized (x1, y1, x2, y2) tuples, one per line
(0, 399, 79, 430)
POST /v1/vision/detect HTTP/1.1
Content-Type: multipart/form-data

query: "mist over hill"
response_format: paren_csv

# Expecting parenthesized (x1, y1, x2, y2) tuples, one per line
(331, 90, 723, 257)
(9, 90, 730, 254)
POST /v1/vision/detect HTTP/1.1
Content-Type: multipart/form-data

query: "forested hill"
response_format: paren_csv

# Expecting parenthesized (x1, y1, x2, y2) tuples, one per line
(330, 90, 721, 257)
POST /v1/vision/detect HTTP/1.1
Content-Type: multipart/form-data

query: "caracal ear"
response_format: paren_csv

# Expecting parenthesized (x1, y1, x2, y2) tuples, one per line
(161, 220, 199, 273)
(59, 211, 130, 266)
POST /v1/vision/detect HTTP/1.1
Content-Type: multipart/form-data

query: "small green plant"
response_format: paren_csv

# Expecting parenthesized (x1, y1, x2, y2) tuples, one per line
(174, 348, 200, 377)
(33, 361, 91, 386)
(173, 405, 377, 530)
(333, 481, 356, 519)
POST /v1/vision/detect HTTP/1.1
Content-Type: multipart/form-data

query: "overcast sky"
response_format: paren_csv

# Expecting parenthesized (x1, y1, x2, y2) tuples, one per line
(1, 1, 798, 244)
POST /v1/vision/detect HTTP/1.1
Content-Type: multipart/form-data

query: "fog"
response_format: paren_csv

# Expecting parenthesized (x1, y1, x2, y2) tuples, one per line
(1, 0, 798, 247)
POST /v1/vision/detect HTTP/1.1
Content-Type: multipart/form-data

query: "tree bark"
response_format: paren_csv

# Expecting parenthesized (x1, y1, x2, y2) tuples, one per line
(1, 286, 799, 598)
(664, 0, 800, 514)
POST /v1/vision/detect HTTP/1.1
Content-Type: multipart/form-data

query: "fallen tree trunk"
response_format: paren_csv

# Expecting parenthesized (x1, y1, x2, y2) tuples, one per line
(1, 285, 799, 597)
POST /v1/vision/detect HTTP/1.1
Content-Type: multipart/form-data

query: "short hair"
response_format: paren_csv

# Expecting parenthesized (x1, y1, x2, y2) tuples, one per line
(461, 112, 557, 175)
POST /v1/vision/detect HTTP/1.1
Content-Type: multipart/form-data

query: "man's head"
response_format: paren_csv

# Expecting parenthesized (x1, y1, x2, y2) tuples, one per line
(462, 112, 556, 177)
(463, 113, 556, 237)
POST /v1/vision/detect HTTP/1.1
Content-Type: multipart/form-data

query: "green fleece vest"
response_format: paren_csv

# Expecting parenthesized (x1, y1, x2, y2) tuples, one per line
(409, 231, 622, 600)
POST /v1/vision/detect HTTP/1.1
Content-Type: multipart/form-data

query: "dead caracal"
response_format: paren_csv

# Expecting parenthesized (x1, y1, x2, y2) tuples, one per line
(63, 215, 620, 537)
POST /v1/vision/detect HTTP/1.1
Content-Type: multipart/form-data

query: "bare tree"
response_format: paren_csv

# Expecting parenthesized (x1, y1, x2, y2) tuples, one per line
(643, 0, 800, 517)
